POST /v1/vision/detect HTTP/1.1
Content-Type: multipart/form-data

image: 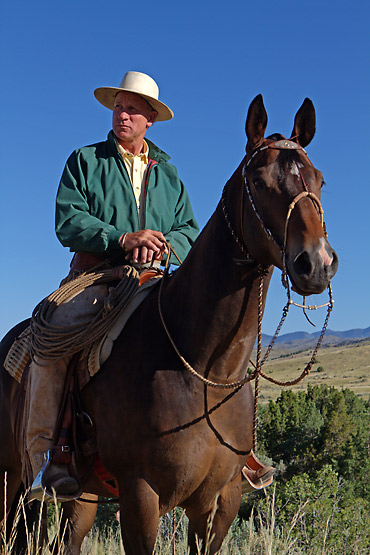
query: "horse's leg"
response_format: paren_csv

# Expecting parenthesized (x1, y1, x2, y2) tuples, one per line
(186, 475, 242, 555)
(50, 495, 98, 555)
(118, 477, 159, 555)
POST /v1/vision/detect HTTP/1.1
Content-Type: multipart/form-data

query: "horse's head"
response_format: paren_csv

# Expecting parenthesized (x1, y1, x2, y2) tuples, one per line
(240, 94, 338, 295)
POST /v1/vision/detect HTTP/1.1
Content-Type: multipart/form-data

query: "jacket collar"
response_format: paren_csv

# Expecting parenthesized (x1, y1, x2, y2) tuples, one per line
(108, 130, 170, 163)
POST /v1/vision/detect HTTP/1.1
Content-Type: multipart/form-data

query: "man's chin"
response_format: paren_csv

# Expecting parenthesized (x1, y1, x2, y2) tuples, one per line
(115, 130, 131, 137)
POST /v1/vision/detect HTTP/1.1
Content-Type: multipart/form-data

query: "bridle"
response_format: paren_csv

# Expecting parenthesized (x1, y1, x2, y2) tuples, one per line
(245, 139, 329, 298)
(221, 138, 334, 448)
(223, 139, 324, 266)
(222, 138, 331, 305)
(159, 138, 333, 390)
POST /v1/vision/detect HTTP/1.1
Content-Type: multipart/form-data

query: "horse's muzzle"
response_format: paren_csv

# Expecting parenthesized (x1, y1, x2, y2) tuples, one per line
(287, 240, 338, 296)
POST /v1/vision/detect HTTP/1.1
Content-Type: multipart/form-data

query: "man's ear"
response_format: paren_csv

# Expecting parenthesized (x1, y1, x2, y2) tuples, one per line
(147, 111, 158, 127)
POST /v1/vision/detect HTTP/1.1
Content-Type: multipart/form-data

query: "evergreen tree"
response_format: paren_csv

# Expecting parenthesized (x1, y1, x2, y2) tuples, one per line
(257, 385, 370, 501)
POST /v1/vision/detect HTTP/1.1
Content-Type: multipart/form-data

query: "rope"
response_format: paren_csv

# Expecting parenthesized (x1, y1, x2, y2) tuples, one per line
(158, 255, 257, 390)
(30, 265, 140, 363)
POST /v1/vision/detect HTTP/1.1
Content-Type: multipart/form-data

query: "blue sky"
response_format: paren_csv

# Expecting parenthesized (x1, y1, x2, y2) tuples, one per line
(1, 0, 369, 339)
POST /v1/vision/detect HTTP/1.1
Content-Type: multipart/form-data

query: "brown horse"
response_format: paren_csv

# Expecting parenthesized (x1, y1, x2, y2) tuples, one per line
(0, 94, 338, 554)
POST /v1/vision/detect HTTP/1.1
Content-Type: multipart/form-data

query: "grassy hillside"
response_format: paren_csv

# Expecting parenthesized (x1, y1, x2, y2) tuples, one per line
(251, 337, 370, 403)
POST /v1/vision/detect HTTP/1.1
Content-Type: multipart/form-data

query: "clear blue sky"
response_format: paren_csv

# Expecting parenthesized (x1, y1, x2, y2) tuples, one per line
(1, 0, 369, 339)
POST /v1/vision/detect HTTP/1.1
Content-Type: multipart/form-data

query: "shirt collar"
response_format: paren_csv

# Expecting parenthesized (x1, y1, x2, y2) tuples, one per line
(115, 139, 149, 163)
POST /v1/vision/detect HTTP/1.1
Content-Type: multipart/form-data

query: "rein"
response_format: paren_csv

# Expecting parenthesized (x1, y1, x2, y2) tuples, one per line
(158, 138, 334, 452)
(224, 138, 334, 448)
(250, 275, 333, 449)
(158, 251, 258, 390)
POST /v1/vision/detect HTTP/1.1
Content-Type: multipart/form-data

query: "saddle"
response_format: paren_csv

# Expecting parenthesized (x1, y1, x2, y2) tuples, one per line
(8, 256, 164, 498)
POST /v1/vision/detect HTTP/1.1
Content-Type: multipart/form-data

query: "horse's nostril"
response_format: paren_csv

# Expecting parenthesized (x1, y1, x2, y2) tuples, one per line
(328, 250, 339, 278)
(293, 251, 312, 276)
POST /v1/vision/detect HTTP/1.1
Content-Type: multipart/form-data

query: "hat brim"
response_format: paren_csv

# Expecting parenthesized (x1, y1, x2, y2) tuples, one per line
(94, 87, 173, 121)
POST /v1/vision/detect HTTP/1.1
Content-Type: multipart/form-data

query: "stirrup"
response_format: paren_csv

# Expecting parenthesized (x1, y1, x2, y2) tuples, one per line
(29, 450, 80, 502)
(29, 450, 52, 501)
(241, 451, 275, 493)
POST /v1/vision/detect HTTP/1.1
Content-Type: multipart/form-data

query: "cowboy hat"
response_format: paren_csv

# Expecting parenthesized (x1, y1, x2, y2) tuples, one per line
(94, 71, 173, 121)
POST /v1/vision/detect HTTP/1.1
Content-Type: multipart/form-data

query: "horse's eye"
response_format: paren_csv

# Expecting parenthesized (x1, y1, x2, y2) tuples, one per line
(253, 178, 266, 190)
(321, 180, 326, 188)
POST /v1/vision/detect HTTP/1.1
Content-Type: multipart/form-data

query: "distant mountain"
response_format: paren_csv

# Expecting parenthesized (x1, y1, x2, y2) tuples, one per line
(260, 327, 370, 347)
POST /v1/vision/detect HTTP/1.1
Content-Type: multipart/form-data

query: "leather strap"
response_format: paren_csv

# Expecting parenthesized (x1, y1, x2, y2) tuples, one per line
(52, 354, 79, 465)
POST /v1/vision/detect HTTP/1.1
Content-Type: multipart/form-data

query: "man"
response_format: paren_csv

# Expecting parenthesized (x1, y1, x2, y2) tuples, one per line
(56, 70, 198, 268)
(27, 71, 199, 496)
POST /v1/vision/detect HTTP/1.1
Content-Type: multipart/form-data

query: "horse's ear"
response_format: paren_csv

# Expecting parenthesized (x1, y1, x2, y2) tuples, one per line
(245, 94, 268, 147)
(291, 98, 316, 147)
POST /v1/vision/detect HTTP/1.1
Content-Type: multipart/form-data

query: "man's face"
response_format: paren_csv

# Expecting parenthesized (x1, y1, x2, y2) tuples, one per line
(112, 91, 157, 150)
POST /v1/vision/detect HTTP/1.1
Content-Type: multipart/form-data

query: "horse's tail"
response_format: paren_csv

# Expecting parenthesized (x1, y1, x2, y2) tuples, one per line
(0, 319, 34, 488)
(13, 364, 34, 488)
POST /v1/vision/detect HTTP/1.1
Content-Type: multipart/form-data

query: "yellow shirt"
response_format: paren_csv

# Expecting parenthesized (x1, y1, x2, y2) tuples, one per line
(116, 139, 149, 228)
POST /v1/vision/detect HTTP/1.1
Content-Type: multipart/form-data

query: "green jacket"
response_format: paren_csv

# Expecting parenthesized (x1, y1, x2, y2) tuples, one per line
(55, 131, 199, 264)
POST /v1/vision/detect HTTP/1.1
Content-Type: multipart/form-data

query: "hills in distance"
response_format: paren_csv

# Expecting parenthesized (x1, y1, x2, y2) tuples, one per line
(260, 326, 370, 348)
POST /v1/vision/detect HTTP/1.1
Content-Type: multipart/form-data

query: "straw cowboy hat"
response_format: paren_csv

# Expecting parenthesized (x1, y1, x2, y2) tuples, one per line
(94, 71, 173, 121)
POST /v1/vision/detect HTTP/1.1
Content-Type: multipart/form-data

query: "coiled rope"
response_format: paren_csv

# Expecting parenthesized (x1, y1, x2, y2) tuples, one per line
(30, 265, 140, 362)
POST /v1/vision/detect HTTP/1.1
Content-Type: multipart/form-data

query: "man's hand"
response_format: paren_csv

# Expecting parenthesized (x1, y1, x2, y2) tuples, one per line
(121, 230, 168, 264)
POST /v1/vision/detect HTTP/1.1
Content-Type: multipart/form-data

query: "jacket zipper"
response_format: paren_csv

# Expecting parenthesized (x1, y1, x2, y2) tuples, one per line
(115, 147, 157, 230)
(143, 159, 157, 228)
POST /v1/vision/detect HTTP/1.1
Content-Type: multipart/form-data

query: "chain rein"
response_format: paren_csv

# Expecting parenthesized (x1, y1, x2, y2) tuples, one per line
(245, 141, 334, 448)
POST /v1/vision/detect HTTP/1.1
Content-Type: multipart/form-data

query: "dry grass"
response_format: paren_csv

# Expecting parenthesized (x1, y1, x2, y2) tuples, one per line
(0, 484, 302, 554)
(2, 482, 369, 554)
(253, 338, 370, 403)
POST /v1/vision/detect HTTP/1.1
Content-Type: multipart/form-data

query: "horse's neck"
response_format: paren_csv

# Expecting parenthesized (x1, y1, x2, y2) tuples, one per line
(163, 177, 272, 382)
